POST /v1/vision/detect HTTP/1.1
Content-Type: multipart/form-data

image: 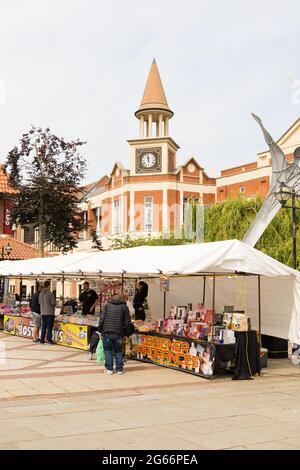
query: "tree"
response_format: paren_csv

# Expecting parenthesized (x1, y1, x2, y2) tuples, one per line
(5, 126, 87, 257)
(204, 195, 300, 268)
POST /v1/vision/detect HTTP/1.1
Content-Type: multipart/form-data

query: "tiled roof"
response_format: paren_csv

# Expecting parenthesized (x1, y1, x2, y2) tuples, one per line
(0, 165, 16, 194)
(0, 236, 39, 260)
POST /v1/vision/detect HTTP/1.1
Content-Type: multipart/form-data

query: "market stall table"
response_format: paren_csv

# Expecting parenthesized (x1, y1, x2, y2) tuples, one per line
(2, 312, 99, 350)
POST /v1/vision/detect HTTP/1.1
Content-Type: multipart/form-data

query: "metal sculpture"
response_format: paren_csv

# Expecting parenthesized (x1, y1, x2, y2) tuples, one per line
(243, 114, 300, 246)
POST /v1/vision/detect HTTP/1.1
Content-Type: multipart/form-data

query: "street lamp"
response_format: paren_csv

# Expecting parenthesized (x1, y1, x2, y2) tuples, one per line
(275, 183, 300, 270)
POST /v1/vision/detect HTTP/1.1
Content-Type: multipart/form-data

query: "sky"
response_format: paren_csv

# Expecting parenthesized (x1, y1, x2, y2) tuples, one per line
(0, 0, 300, 183)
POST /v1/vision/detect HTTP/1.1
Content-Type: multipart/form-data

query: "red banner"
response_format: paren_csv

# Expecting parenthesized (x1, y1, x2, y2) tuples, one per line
(3, 200, 12, 235)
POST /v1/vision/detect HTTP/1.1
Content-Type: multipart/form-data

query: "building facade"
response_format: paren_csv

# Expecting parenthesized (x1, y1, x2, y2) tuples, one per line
(216, 118, 300, 201)
(79, 60, 216, 249)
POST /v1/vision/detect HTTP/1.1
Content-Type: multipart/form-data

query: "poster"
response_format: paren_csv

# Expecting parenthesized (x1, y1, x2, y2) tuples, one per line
(3, 200, 13, 235)
(3, 315, 89, 350)
(4, 315, 34, 338)
(160, 275, 170, 292)
(129, 332, 216, 378)
(52, 323, 88, 350)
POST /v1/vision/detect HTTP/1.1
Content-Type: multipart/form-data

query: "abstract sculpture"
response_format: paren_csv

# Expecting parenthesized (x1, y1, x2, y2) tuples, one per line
(243, 114, 300, 246)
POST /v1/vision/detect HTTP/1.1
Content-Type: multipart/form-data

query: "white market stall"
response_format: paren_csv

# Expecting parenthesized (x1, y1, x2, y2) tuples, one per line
(0, 239, 299, 343)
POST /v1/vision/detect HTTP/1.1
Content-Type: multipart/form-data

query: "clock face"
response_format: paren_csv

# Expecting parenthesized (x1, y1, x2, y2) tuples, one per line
(142, 153, 156, 168)
(136, 147, 162, 173)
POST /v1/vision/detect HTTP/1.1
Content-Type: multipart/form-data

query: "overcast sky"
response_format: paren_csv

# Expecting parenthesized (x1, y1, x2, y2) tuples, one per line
(0, 0, 300, 183)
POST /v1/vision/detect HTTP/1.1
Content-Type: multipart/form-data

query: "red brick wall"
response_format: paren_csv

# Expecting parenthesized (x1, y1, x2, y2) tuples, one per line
(202, 174, 216, 184)
(203, 193, 216, 205)
(101, 197, 112, 235)
(217, 176, 270, 201)
(220, 162, 258, 177)
(184, 191, 201, 200)
(167, 190, 180, 230)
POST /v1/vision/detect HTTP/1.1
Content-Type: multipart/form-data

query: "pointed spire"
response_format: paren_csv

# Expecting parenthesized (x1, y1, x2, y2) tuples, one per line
(137, 60, 172, 113)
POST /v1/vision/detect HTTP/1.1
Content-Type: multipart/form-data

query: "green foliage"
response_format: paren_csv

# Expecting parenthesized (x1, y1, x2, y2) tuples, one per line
(205, 196, 300, 268)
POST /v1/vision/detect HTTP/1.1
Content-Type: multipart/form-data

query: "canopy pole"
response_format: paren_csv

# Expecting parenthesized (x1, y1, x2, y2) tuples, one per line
(212, 274, 216, 343)
(202, 275, 206, 304)
(121, 272, 124, 293)
(0, 275, 3, 303)
(62, 274, 65, 307)
(258, 274, 262, 349)
(163, 290, 167, 319)
(19, 276, 23, 312)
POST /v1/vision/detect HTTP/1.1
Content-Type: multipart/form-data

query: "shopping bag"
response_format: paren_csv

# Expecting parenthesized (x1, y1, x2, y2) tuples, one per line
(96, 338, 104, 364)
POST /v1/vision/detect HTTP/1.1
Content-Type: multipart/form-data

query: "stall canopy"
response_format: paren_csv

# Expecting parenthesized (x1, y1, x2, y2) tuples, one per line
(0, 240, 299, 343)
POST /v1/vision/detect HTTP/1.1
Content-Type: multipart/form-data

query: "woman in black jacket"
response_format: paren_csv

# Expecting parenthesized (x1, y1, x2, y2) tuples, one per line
(133, 281, 148, 321)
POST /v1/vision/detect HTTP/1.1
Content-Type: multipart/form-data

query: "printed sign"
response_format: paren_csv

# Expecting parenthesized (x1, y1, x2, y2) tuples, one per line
(52, 323, 88, 350)
(3, 315, 89, 350)
(160, 276, 170, 292)
(3, 200, 12, 235)
(129, 332, 216, 378)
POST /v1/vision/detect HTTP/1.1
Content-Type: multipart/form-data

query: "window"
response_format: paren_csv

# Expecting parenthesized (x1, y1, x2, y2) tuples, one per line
(239, 186, 245, 193)
(23, 225, 35, 244)
(113, 200, 121, 234)
(144, 196, 153, 231)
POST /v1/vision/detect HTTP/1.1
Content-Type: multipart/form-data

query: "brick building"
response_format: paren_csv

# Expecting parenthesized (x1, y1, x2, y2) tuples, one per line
(78, 60, 216, 249)
(216, 118, 300, 201)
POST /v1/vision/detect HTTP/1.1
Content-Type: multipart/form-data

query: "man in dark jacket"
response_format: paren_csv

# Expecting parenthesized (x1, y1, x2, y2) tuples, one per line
(30, 283, 42, 343)
(98, 294, 132, 375)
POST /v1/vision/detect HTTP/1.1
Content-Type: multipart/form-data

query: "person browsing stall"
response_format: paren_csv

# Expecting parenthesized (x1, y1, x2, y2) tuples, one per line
(98, 291, 132, 375)
(30, 283, 42, 343)
(39, 280, 56, 344)
(79, 281, 98, 315)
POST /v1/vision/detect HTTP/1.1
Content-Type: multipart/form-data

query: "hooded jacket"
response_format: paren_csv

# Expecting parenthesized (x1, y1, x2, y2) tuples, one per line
(98, 296, 131, 337)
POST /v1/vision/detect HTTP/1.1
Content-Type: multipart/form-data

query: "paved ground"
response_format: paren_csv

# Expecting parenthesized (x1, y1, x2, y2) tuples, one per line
(0, 332, 300, 450)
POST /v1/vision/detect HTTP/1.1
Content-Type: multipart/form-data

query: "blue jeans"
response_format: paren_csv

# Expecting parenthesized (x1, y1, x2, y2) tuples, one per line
(103, 333, 123, 372)
(41, 315, 55, 343)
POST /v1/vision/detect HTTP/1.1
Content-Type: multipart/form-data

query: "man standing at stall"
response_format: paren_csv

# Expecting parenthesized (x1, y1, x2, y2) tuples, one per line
(39, 280, 56, 344)
(30, 282, 42, 343)
(79, 281, 98, 315)
(98, 291, 132, 375)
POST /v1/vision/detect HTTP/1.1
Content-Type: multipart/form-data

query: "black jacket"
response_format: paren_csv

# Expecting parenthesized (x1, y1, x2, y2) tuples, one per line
(133, 284, 148, 306)
(30, 292, 41, 315)
(98, 296, 131, 337)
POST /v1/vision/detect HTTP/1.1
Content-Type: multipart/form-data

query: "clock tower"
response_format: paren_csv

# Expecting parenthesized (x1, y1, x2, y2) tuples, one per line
(128, 59, 180, 176)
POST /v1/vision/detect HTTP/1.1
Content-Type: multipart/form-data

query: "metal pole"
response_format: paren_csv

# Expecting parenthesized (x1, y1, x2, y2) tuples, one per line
(212, 274, 216, 342)
(258, 274, 262, 349)
(62, 274, 65, 307)
(19, 276, 23, 312)
(292, 190, 297, 270)
(202, 275, 206, 304)
(163, 290, 167, 319)
(121, 272, 124, 293)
